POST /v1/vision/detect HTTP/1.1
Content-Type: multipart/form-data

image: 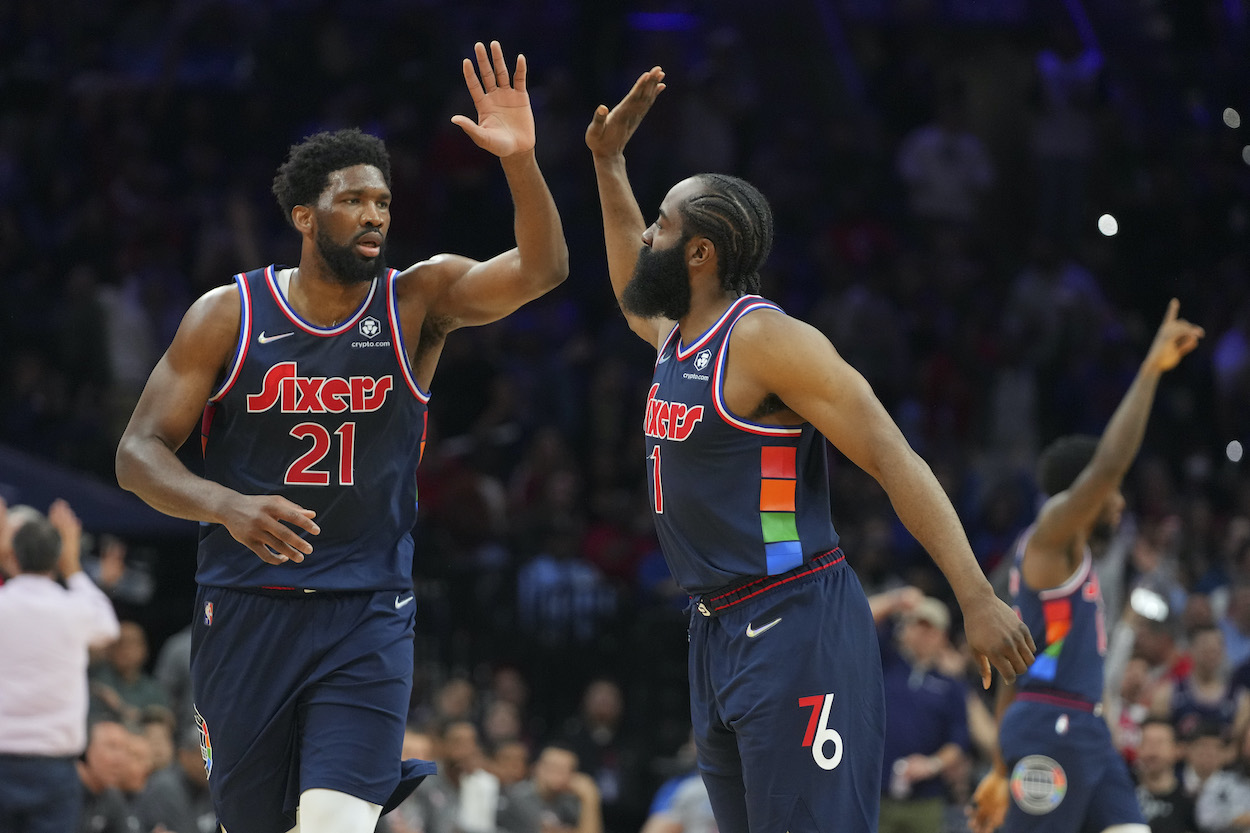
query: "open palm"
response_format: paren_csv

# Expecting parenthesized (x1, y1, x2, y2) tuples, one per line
(452, 40, 535, 158)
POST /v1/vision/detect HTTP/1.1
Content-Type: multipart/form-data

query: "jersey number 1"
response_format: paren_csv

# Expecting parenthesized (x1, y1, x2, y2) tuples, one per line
(648, 446, 664, 514)
(286, 422, 356, 486)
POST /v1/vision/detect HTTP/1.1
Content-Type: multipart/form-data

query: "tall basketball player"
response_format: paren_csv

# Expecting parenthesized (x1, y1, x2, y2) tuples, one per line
(116, 41, 567, 833)
(585, 68, 1036, 833)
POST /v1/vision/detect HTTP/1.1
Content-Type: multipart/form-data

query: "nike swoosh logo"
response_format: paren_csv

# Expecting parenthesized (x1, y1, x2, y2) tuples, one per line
(258, 331, 294, 344)
(746, 617, 782, 638)
(657, 351, 670, 363)
(395, 595, 415, 610)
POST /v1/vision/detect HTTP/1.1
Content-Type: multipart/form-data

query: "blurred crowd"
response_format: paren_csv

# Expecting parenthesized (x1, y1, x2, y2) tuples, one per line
(1, 0, 1249, 832)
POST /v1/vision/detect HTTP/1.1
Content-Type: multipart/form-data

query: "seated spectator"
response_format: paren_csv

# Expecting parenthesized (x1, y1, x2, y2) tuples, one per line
(0, 499, 120, 833)
(1183, 721, 1230, 798)
(89, 620, 171, 726)
(77, 720, 141, 833)
(134, 725, 211, 833)
(499, 744, 602, 833)
(388, 721, 501, 833)
(1154, 625, 1236, 740)
(1134, 718, 1196, 833)
(1196, 722, 1250, 832)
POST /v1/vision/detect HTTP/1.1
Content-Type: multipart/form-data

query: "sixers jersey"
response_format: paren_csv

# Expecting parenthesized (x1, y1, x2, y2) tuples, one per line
(196, 265, 429, 591)
(645, 295, 839, 594)
(1009, 528, 1107, 703)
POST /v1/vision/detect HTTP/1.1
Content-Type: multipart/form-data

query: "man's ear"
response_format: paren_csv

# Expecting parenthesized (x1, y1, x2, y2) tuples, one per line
(292, 205, 314, 235)
(688, 236, 714, 268)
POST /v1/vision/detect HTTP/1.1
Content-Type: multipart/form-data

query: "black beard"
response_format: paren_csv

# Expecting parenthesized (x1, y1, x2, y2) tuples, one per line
(315, 226, 387, 285)
(621, 240, 692, 320)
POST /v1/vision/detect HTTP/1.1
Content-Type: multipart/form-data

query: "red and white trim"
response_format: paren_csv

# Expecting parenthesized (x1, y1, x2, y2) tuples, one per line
(1038, 549, 1093, 601)
(674, 295, 761, 361)
(265, 265, 377, 336)
(711, 300, 803, 437)
(209, 273, 252, 402)
(387, 270, 430, 403)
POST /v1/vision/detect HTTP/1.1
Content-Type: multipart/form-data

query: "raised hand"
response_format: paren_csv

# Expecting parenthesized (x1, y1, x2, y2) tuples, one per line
(219, 494, 319, 566)
(962, 594, 1036, 689)
(451, 41, 534, 158)
(1145, 298, 1204, 373)
(586, 67, 666, 159)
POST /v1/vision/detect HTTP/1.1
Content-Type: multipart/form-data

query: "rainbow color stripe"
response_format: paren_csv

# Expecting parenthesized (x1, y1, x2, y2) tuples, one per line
(760, 446, 803, 574)
(1028, 597, 1072, 681)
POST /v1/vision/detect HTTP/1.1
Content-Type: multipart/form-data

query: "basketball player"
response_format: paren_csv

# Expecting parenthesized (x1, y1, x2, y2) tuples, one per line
(115, 42, 567, 833)
(967, 300, 1203, 833)
(585, 68, 1036, 833)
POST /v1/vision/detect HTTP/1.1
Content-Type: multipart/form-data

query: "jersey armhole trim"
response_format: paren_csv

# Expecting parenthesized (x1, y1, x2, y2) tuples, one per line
(388, 269, 431, 403)
(711, 301, 804, 436)
(208, 273, 250, 402)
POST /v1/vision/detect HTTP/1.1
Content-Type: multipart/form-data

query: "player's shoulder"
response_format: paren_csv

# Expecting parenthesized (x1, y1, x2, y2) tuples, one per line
(394, 254, 475, 295)
(730, 301, 823, 346)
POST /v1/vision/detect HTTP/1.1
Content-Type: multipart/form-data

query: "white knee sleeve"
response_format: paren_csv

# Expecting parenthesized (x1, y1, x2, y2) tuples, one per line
(292, 788, 383, 833)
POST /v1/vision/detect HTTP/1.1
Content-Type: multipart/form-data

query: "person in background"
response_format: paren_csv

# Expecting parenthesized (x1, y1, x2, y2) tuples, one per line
(500, 744, 602, 833)
(1134, 718, 1196, 833)
(0, 500, 120, 833)
(77, 720, 141, 833)
(874, 588, 970, 833)
(969, 300, 1203, 833)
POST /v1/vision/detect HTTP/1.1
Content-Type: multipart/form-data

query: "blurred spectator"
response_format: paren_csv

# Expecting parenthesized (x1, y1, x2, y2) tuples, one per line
(89, 620, 171, 726)
(896, 85, 995, 242)
(76, 720, 141, 833)
(1196, 722, 1250, 832)
(638, 733, 715, 833)
(1184, 721, 1230, 798)
(0, 499, 120, 833)
(153, 623, 194, 734)
(499, 744, 602, 833)
(1134, 718, 1196, 833)
(558, 679, 648, 833)
(389, 721, 501, 833)
(1154, 625, 1236, 741)
(135, 726, 215, 833)
(1221, 583, 1250, 671)
(873, 589, 969, 833)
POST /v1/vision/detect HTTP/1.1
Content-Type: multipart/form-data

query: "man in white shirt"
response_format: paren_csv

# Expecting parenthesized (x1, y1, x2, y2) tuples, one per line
(0, 498, 121, 833)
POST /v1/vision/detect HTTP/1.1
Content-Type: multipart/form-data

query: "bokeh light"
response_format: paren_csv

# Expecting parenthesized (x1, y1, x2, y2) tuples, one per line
(1098, 213, 1119, 236)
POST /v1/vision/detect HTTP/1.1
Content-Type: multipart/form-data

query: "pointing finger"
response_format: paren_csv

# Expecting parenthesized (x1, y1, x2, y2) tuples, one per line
(461, 57, 484, 103)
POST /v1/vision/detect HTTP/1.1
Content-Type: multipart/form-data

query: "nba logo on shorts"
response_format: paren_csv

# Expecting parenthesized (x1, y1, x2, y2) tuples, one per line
(204, 601, 214, 626)
(1010, 755, 1067, 814)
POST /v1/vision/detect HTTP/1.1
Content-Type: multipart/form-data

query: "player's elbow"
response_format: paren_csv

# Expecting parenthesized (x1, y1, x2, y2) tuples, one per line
(114, 434, 146, 494)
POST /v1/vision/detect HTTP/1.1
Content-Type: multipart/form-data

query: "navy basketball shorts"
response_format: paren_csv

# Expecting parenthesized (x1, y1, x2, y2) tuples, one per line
(998, 701, 1144, 832)
(688, 553, 886, 833)
(190, 585, 436, 833)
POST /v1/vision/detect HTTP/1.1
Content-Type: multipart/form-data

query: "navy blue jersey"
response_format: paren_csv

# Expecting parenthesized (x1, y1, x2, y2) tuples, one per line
(1009, 529, 1107, 703)
(644, 296, 839, 594)
(196, 265, 429, 591)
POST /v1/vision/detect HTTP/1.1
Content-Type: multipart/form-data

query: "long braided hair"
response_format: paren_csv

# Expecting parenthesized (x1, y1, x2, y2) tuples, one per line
(678, 174, 774, 294)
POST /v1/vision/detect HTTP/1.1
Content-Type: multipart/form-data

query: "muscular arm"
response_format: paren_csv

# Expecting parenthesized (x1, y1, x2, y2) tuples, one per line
(728, 311, 1034, 686)
(115, 287, 318, 564)
(1026, 299, 1203, 587)
(586, 68, 670, 347)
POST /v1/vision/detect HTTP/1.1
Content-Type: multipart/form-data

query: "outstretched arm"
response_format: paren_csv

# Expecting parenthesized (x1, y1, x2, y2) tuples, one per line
(586, 67, 669, 347)
(423, 41, 568, 330)
(1026, 299, 1203, 585)
(729, 311, 1036, 688)
(115, 288, 320, 565)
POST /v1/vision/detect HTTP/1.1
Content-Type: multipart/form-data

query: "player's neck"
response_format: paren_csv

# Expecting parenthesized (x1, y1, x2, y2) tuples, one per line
(678, 290, 741, 341)
(288, 264, 374, 327)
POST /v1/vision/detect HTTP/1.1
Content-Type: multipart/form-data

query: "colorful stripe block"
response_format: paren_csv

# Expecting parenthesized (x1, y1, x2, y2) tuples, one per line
(760, 478, 796, 512)
(761, 446, 797, 478)
(766, 541, 803, 574)
(760, 446, 802, 573)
